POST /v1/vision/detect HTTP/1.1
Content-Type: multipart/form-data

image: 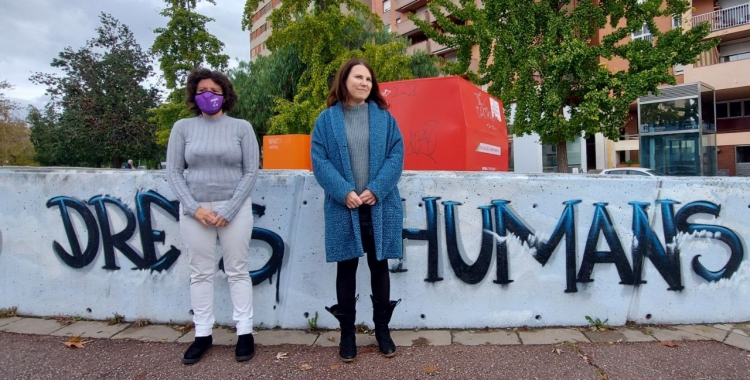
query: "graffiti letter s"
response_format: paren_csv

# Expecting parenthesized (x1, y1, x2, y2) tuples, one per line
(675, 201, 744, 282)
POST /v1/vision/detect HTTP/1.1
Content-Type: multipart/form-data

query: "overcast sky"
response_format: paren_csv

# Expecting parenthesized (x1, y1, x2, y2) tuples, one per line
(0, 0, 249, 116)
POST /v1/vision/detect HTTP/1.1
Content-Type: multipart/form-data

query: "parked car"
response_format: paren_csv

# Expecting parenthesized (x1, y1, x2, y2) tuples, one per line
(600, 168, 662, 176)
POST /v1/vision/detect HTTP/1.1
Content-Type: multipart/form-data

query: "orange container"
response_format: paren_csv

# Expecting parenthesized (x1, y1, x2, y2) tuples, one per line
(380, 76, 509, 171)
(262, 134, 312, 170)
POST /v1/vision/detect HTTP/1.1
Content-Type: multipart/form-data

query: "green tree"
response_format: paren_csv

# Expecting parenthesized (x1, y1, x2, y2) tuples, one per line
(228, 46, 306, 140)
(29, 13, 159, 168)
(0, 81, 35, 166)
(414, 0, 716, 172)
(242, 0, 441, 134)
(151, 0, 229, 90)
(150, 0, 230, 150)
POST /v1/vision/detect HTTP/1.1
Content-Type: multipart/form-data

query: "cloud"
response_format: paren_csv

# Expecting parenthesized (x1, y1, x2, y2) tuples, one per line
(0, 0, 249, 104)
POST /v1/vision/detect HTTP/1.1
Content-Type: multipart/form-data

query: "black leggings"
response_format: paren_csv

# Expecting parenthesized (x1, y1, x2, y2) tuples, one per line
(336, 205, 390, 307)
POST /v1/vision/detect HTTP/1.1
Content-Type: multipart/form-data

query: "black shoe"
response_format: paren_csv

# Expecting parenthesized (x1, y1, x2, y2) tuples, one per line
(338, 326, 356, 362)
(182, 335, 212, 365)
(326, 300, 357, 362)
(235, 333, 255, 361)
(371, 296, 401, 357)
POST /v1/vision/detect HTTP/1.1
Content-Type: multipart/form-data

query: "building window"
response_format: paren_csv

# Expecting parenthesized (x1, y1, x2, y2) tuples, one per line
(721, 52, 750, 62)
(632, 23, 652, 43)
(383, 0, 390, 12)
(716, 99, 750, 119)
(673, 64, 684, 74)
(396, 17, 401, 24)
(385, 23, 391, 32)
(672, 14, 682, 29)
(737, 146, 750, 164)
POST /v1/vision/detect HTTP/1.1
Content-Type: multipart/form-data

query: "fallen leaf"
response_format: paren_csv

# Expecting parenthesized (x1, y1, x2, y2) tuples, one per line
(412, 337, 431, 347)
(582, 356, 590, 364)
(330, 364, 341, 370)
(63, 336, 90, 349)
(300, 364, 313, 371)
(360, 346, 377, 354)
(659, 341, 678, 348)
(276, 352, 288, 360)
(327, 336, 336, 342)
(552, 348, 563, 355)
(423, 366, 440, 374)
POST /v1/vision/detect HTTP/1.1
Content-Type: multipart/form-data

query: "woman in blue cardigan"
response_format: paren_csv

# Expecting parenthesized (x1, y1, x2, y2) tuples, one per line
(311, 58, 405, 362)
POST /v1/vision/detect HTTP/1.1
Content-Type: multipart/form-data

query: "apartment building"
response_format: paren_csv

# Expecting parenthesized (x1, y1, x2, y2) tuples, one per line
(383, 0, 481, 69)
(249, 0, 381, 61)
(249, 0, 281, 60)
(607, 0, 750, 176)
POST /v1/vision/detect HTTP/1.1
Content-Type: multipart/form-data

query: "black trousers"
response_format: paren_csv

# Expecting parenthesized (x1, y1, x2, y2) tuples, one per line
(336, 205, 391, 307)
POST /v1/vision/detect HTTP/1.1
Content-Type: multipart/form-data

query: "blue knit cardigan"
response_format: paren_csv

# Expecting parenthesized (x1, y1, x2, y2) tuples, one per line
(311, 101, 405, 263)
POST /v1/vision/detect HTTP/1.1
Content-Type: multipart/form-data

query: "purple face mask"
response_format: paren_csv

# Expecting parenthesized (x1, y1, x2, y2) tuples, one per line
(195, 91, 224, 115)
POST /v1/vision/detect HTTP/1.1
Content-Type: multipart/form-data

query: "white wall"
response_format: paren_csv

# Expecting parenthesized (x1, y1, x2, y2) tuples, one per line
(2, 168, 750, 329)
(512, 133, 544, 173)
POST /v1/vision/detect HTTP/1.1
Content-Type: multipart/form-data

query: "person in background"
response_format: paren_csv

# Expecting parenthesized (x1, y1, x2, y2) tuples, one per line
(166, 68, 260, 365)
(124, 159, 134, 169)
(311, 58, 405, 362)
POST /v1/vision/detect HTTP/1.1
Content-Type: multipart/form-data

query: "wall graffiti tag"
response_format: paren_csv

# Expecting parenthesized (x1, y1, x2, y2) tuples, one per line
(401, 197, 744, 292)
(47, 191, 744, 297)
(47, 190, 285, 301)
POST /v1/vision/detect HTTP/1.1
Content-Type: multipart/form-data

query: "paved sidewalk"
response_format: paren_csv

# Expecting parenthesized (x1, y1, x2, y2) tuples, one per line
(1, 315, 749, 350)
(3, 316, 750, 379)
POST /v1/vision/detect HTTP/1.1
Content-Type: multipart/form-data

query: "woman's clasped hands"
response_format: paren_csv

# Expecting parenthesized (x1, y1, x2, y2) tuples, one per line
(345, 189, 377, 209)
(194, 207, 229, 227)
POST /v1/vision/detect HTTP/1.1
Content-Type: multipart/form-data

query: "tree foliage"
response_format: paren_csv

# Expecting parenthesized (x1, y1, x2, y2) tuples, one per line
(150, 0, 229, 150)
(414, 0, 716, 172)
(227, 46, 306, 139)
(28, 13, 159, 168)
(0, 81, 35, 166)
(242, 0, 441, 134)
(151, 0, 229, 90)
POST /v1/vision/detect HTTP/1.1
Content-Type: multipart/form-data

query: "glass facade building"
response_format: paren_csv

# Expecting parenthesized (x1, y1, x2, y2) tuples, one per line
(638, 82, 717, 176)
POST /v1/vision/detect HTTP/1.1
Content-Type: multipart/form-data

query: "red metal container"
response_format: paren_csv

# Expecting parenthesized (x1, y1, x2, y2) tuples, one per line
(380, 76, 509, 171)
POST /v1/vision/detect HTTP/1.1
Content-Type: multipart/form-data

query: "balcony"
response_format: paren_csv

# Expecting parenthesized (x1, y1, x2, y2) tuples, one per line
(429, 40, 456, 55)
(394, 0, 427, 12)
(396, 9, 430, 36)
(406, 40, 429, 55)
(684, 57, 750, 91)
(692, 3, 750, 34)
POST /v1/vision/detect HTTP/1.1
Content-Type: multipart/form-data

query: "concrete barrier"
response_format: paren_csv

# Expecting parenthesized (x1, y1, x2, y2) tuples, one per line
(1, 167, 748, 329)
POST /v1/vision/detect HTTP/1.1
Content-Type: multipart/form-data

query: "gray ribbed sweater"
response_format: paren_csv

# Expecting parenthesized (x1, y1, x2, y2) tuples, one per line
(166, 115, 260, 222)
(344, 103, 370, 194)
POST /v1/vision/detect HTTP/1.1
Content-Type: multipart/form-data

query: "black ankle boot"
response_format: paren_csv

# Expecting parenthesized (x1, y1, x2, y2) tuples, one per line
(326, 300, 357, 362)
(182, 335, 212, 365)
(235, 333, 255, 361)
(371, 295, 401, 357)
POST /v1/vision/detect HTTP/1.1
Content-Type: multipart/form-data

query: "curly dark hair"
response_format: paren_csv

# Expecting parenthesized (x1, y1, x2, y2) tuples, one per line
(185, 68, 238, 116)
(326, 58, 389, 110)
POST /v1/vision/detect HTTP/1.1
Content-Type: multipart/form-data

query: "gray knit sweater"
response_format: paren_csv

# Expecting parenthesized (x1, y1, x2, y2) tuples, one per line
(343, 103, 370, 194)
(166, 115, 260, 222)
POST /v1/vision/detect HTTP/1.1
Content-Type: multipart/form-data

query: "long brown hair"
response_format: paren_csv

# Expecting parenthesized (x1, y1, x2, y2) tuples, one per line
(185, 68, 238, 116)
(326, 58, 389, 110)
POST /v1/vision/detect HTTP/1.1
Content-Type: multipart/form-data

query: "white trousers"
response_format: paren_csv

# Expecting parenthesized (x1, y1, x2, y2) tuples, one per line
(180, 198, 254, 337)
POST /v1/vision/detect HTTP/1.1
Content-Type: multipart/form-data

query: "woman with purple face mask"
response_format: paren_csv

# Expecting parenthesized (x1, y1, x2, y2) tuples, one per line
(166, 68, 260, 365)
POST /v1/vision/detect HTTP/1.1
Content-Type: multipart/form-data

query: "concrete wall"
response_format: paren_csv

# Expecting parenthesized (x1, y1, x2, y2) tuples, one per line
(2, 168, 750, 329)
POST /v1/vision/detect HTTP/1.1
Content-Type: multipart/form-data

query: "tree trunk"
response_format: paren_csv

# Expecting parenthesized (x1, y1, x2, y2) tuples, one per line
(556, 141, 569, 173)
